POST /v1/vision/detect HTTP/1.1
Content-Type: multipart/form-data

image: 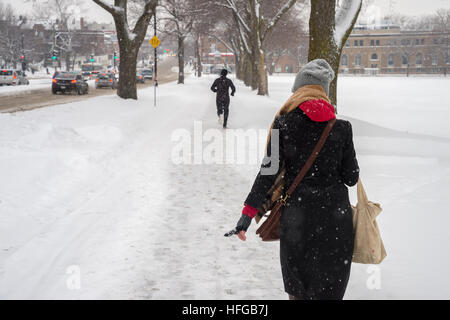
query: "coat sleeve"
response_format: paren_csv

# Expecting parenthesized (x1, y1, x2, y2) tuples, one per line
(211, 79, 218, 93)
(244, 117, 284, 209)
(340, 121, 359, 187)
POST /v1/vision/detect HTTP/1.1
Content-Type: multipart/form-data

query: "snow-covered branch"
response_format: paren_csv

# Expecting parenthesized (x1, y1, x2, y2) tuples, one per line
(91, 0, 124, 15)
(334, 0, 362, 47)
(263, 0, 297, 41)
(225, 0, 251, 33)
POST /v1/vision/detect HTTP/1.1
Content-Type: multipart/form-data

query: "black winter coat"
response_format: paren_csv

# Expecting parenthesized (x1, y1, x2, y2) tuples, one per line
(211, 76, 236, 102)
(245, 107, 359, 300)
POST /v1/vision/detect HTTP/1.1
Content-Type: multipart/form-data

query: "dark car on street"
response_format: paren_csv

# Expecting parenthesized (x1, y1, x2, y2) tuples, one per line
(95, 73, 117, 89)
(52, 72, 89, 95)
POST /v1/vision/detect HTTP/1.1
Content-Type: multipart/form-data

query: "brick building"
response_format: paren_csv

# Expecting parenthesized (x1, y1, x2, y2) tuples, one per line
(199, 37, 236, 73)
(340, 24, 450, 75)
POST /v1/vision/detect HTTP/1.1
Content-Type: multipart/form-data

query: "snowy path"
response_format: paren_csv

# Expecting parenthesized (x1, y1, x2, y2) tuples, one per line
(1, 75, 450, 299)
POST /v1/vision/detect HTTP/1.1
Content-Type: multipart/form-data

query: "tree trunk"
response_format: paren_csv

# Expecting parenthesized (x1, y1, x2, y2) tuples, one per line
(257, 50, 269, 95)
(251, 58, 258, 90)
(308, 0, 339, 105)
(65, 53, 71, 71)
(93, 0, 157, 100)
(195, 35, 202, 77)
(117, 41, 138, 99)
(308, 0, 361, 107)
(243, 54, 252, 87)
(178, 35, 185, 84)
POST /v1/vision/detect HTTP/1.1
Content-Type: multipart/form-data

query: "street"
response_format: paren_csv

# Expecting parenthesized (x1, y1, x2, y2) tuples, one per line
(0, 57, 179, 113)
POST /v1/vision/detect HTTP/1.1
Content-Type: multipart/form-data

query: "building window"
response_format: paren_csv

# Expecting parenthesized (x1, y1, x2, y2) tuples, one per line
(354, 40, 358, 46)
(401, 39, 406, 45)
(388, 54, 394, 66)
(376, 40, 380, 46)
(345, 40, 349, 47)
(341, 54, 348, 66)
(370, 40, 375, 46)
(446, 51, 450, 65)
(371, 53, 378, 60)
(434, 38, 439, 45)
(402, 56, 408, 65)
(415, 39, 420, 45)
(416, 53, 422, 65)
(360, 40, 364, 46)
(421, 39, 425, 45)
(355, 54, 361, 66)
(432, 55, 438, 65)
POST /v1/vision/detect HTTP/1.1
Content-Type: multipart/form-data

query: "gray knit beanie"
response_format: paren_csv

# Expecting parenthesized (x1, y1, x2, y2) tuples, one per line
(291, 59, 335, 96)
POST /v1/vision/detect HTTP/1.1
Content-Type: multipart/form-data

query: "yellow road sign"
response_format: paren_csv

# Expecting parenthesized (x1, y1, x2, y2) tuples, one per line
(150, 36, 161, 48)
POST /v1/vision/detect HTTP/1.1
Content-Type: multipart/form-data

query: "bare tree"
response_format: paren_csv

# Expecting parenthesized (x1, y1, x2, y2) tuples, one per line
(222, 0, 300, 96)
(191, 0, 217, 78)
(159, 0, 197, 84)
(396, 38, 417, 77)
(265, 7, 307, 75)
(432, 9, 450, 76)
(24, 0, 80, 71)
(0, 5, 27, 69)
(93, 0, 157, 100)
(308, 0, 362, 106)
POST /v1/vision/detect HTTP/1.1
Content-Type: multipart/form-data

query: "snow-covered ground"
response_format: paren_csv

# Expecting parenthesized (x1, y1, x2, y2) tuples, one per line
(0, 74, 449, 299)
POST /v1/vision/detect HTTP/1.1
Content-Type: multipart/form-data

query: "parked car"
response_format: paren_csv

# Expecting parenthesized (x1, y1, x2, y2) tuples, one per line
(52, 72, 89, 95)
(0, 69, 29, 86)
(95, 73, 117, 89)
(140, 69, 153, 80)
(136, 72, 145, 84)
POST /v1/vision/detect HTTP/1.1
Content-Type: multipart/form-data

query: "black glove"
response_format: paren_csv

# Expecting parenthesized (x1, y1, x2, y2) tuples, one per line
(231, 92, 235, 96)
(224, 214, 252, 237)
(236, 214, 252, 232)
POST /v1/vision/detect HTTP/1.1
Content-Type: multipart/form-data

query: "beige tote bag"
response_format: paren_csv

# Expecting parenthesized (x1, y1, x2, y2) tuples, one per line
(351, 179, 387, 264)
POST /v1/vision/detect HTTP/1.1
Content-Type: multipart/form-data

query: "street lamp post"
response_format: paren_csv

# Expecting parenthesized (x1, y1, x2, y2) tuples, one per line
(154, 8, 158, 107)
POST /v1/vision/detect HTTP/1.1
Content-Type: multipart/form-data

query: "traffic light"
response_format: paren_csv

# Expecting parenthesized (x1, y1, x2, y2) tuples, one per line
(90, 55, 95, 63)
(52, 50, 58, 60)
(20, 55, 24, 61)
(113, 51, 118, 68)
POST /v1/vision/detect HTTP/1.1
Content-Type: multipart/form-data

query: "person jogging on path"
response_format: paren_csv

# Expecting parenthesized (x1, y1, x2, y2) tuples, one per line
(211, 69, 236, 129)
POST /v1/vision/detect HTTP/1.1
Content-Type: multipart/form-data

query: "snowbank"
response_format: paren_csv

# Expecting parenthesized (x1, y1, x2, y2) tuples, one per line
(0, 74, 450, 299)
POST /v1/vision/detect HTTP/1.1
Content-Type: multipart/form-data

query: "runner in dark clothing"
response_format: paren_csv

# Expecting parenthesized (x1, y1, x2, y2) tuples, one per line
(211, 69, 236, 128)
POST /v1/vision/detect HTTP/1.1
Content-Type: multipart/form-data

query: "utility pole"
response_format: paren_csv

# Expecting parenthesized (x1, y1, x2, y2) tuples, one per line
(154, 8, 158, 108)
(21, 34, 26, 72)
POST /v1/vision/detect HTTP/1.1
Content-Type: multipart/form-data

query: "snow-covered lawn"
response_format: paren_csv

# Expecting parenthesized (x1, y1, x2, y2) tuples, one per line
(0, 74, 449, 299)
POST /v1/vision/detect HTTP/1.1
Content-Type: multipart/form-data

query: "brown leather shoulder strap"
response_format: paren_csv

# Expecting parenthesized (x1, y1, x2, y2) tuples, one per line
(284, 118, 336, 199)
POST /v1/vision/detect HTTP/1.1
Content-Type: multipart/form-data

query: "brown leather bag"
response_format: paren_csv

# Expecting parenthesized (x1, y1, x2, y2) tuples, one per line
(256, 119, 336, 241)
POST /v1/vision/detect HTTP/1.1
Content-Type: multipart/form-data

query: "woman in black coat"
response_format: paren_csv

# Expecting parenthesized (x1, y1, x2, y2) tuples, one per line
(233, 59, 359, 300)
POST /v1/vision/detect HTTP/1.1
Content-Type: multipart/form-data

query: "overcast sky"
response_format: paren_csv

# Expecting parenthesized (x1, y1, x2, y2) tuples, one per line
(2, 0, 450, 23)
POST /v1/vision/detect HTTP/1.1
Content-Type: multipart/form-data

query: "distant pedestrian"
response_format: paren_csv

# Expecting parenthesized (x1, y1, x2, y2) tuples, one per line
(230, 59, 359, 300)
(210, 69, 236, 129)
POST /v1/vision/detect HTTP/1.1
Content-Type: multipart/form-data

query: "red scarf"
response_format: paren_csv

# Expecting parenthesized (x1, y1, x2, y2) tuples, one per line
(299, 99, 336, 122)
